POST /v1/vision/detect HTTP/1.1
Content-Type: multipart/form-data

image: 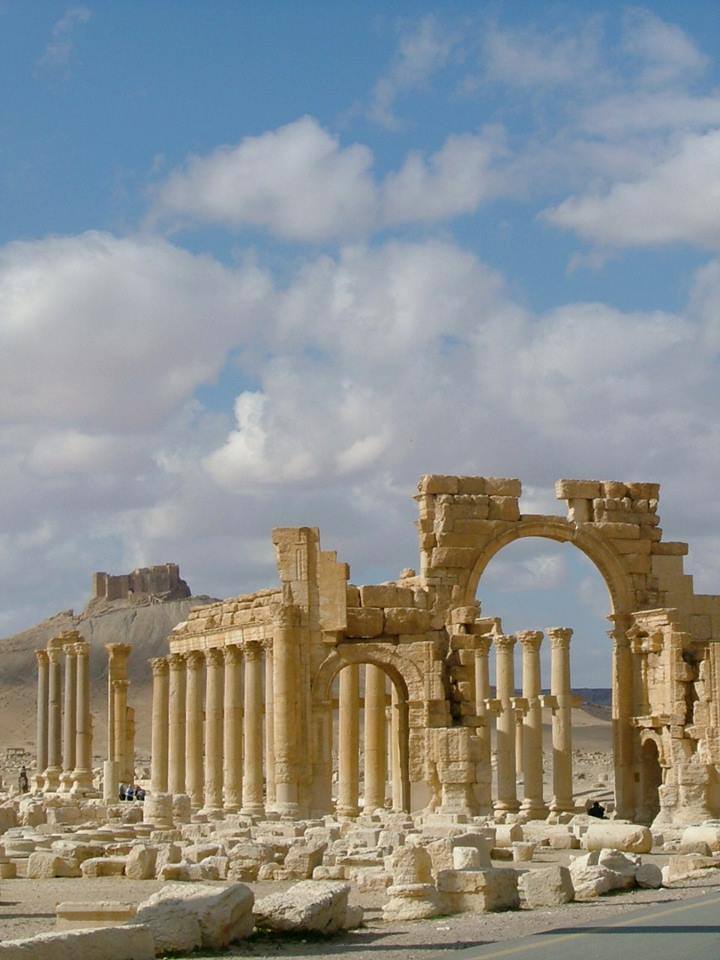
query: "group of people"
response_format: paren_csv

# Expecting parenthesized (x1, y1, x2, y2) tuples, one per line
(119, 783, 146, 801)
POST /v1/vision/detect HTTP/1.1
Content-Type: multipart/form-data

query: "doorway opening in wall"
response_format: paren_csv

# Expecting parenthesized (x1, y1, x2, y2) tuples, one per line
(638, 737, 662, 824)
(477, 537, 615, 817)
(330, 662, 410, 817)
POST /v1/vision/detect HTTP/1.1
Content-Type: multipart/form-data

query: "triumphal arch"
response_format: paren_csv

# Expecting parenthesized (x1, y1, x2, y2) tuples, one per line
(151, 475, 720, 827)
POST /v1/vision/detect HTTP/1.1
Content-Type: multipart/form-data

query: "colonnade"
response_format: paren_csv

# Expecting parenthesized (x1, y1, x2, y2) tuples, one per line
(150, 641, 275, 815)
(34, 632, 93, 794)
(473, 626, 575, 818)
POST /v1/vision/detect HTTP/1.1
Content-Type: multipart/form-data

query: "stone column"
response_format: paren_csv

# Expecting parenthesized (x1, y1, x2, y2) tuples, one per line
(45, 640, 63, 790)
(264, 649, 276, 811)
(150, 658, 169, 794)
(71, 640, 93, 793)
(204, 647, 225, 813)
(184, 650, 204, 809)
(493, 633, 519, 816)
(548, 627, 574, 813)
(609, 615, 635, 819)
(35, 650, 49, 787)
(363, 664, 387, 813)
(124, 706, 135, 783)
(112, 679, 129, 784)
(474, 636, 493, 814)
(242, 642, 264, 816)
(61, 641, 77, 789)
(518, 630, 546, 818)
(337, 664, 360, 817)
(272, 605, 302, 817)
(168, 653, 187, 795)
(223, 645, 243, 812)
(390, 683, 403, 811)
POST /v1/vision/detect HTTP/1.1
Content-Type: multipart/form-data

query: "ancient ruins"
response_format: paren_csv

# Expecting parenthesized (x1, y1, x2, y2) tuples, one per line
(7, 474, 720, 957)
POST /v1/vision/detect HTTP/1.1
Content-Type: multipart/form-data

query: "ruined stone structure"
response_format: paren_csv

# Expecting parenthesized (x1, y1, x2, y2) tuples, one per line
(146, 475, 720, 826)
(91, 563, 190, 603)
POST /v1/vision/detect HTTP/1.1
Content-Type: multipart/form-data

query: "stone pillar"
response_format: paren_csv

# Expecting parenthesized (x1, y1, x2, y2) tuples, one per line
(204, 647, 225, 813)
(474, 636, 493, 814)
(150, 658, 169, 794)
(35, 650, 49, 787)
(337, 664, 360, 817)
(44, 640, 63, 790)
(61, 641, 77, 789)
(272, 605, 302, 817)
(124, 707, 135, 783)
(609, 615, 636, 819)
(184, 650, 204, 809)
(548, 627, 574, 813)
(390, 683, 403, 811)
(223, 645, 243, 812)
(105, 643, 132, 800)
(493, 633, 519, 816)
(518, 630, 546, 818)
(264, 649, 275, 811)
(167, 653, 187, 795)
(364, 664, 387, 813)
(242, 642, 264, 816)
(71, 640, 93, 793)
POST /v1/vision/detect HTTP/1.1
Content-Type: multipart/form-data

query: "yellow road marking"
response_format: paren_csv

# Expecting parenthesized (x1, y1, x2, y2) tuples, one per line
(462, 891, 720, 959)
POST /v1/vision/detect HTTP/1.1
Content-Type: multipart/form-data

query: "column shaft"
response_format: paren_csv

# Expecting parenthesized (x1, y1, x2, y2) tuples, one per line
(223, 645, 243, 812)
(204, 647, 224, 811)
(363, 664, 387, 812)
(549, 627, 574, 812)
(45, 644, 63, 789)
(168, 653, 187, 794)
(264, 651, 275, 810)
(242, 643, 264, 815)
(272, 606, 301, 817)
(113, 680, 129, 783)
(72, 641, 93, 791)
(150, 658, 169, 793)
(35, 651, 49, 782)
(185, 651, 204, 808)
(519, 631, 546, 818)
(610, 614, 636, 819)
(474, 637, 493, 814)
(337, 664, 360, 817)
(390, 683, 402, 811)
(493, 634, 519, 815)
(62, 645, 77, 779)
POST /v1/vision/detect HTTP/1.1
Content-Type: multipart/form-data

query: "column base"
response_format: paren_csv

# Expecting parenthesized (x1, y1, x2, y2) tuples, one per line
(70, 769, 95, 795)
(223, 802, 241, 814)
(103, 760, 119, 802)
(58, 772, 73, 793)
(43, 766, 61, 791)
(241, 803, 265, 817)
(520, 800, 549, 820)
(549, 798, 576, 814)
(336, 805, 360, 819)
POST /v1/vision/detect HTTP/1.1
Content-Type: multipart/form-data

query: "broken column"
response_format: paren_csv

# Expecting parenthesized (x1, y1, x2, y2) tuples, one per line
(518, 630, 546, 818)
(204, 647, 224, 813)
(337, 663, 360, 817)
(493, 633, 519, 816)
(548, 627, 575, 813)
(149, 657, 169, 794)
(364, 664, 387, 813)
(35, 650, 49, 790)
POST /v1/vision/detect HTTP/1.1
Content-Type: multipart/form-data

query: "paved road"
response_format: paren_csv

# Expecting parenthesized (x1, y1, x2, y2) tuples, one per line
(444, 890, 720, 960)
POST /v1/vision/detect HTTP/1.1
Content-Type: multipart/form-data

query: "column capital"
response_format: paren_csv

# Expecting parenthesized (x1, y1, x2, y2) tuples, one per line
(206, 647, 224, 667)
(474, 636, 492, 657)
(73, 640, 90, 657)
(35, 649, 49, 666)
(272, 603, 301, 628)
(224, 644, 242, 665)
(517, 630, 543, 651)
(168, 652, 186, 671)
(493, 633, 517, 651)
(112, 678, 129, 692)
(150, 657, 168, 676)
(245, 641, 262, 662)
(546, 626, 573, 649)
(185, 649, 204, 671)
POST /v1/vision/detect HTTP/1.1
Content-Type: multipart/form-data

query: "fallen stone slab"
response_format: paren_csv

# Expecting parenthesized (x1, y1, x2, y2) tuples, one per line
(0, 924, 154, 960)
(137, 880, 254, 949)
(255, 880, 358, 934)
(56, 900, 137, 930)
(436, 867, 519, 913)
(519, 864, 574, 907)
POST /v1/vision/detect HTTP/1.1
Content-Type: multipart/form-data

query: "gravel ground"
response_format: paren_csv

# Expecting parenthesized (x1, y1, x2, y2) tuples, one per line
(0, 856, 718, 958)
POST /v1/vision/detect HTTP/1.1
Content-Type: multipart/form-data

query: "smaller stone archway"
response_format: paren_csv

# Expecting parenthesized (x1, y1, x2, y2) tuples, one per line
(312, 643, 426, 815)
(637, 731, 664, 825)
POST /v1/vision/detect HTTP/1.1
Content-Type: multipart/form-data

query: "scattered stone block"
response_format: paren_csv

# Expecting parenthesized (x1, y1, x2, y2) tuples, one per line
(437, 867, 519, 913)
(138, 881, 254, 949)
(56, 900, 137, 930)
(256, 880, 357, 933)
(584, 823, 652, 854)
(519, 864, 574, 907)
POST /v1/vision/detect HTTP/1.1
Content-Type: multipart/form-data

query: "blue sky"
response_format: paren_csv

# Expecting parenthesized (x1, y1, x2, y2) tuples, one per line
(2, 2, 720, 685)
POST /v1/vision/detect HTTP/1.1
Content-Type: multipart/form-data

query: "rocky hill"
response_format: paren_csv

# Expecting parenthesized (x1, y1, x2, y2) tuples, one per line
(0, 573, 217, 763)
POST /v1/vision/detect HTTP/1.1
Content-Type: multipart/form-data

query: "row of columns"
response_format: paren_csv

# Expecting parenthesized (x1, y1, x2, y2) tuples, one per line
(475, 626, 575, 818)
(35, 632, 93, 794)
(150, 641, 274, 815)
(336, 663, 404, 817)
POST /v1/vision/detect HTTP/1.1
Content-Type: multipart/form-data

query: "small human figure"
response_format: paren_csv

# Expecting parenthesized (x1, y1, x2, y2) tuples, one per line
(136, 786, 146, 801)
(588, 800, 606, 819)
(126, 783, 135, 801)
(18, 767, 28, 794)
(119, 783, 127, 801)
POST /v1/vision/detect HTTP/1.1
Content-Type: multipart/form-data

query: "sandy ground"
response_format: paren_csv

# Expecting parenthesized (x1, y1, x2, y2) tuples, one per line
(0, 847, 716, 958)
